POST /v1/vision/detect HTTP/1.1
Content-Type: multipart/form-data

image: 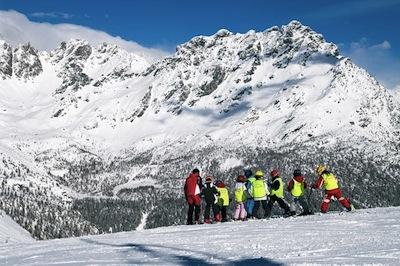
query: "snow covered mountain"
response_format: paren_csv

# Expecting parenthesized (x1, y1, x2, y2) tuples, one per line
(0, 21, 399, 239)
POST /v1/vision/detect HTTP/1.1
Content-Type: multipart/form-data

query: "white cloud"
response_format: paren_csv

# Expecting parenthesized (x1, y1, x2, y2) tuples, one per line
(349, 38, 390, 52)
(31, 12, 75, 19)
(0, 10, 169, 63)
(371, 40, 391, 50)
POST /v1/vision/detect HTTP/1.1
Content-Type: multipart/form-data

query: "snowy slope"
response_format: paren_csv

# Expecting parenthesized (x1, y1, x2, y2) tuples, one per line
(0, 207, 399, 265)
(0, 210, 34, 244)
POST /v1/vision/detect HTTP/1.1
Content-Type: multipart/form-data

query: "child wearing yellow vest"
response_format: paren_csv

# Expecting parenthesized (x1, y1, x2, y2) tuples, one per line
(233, 175, 247, 221)
(287, 169, 311, 215)
(216, 180, 230, 222)
(267, 169, 294, 216)
(248, 170, 271, 219)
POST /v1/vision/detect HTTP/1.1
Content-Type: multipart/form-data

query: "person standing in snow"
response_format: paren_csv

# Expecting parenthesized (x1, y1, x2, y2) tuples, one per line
(201, 175, 220, 224)
(248, 170, 270, 219)
(233, 175, 247, 221)
(215, 180, 230, 222)
(267, 170, 294, 216)
(243, 169, 256, 219)
(312, 165, 354, 213)
(184, 168, 202, 225)
(287, 169, 311, 215)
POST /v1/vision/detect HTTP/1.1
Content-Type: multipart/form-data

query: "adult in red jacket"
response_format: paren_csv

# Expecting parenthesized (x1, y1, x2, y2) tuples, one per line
(184, 168, 202, 225)
(312, 165, 352, 213)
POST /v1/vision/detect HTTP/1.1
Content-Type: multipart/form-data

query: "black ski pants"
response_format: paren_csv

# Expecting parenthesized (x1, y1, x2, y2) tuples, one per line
(187, 203, 201, 224)
(204, 203, 219, 220)
(268, 194, 290, 213)
(252, 199, 270, 219)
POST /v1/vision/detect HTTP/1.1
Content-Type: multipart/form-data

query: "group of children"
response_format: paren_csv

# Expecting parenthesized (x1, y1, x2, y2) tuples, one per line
(184, 166, 354, 225)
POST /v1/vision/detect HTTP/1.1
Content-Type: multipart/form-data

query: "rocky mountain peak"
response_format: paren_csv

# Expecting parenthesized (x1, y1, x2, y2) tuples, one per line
(0, 41, 43, 80)
(50, 39, 92, 64)
(0, 40, 13, 79)
(140, 21, 342, 117)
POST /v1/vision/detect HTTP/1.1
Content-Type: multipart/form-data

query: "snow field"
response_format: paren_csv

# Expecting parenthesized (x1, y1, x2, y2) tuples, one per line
(0, 207, 399, 265)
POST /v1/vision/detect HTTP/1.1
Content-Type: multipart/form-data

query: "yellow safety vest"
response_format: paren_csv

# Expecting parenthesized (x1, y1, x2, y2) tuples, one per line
(252, 179, 267, 198)
(234, 184, 247, 203)
(271, 177, 284, 198)
(322, 173, 339, 190)
(217, 187, 229, 206)
(291, 179, 304, 197)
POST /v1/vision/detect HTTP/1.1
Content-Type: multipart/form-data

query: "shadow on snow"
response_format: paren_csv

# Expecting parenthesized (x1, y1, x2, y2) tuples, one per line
(80, 238, 283, 265)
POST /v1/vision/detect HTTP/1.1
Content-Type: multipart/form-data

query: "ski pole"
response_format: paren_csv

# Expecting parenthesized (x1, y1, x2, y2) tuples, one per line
(307, 188, 313, 213)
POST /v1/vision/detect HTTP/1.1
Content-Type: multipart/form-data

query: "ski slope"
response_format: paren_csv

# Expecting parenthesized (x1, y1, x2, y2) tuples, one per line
(0, 207, 399, 265)
(0, 210, 35, 244)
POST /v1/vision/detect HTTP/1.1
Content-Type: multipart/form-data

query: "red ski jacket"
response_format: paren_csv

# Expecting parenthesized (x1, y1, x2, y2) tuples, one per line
(184, 173, 201, 196)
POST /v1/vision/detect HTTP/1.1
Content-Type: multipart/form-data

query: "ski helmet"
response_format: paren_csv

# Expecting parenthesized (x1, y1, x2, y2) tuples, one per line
(237, 175, 246, 182)
(244, 169, 253, 178)
(205, 175, 214, 182)
(293, 169, 302, 176)
(270, 169, 279, 177)
(254, 170, 264, 177)
(316, 165, 326, 175)
(216, 181, 226, 188)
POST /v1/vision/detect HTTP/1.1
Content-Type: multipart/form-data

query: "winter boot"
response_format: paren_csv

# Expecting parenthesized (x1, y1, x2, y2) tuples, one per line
(204, 219, 211, 224)
(214, 214, 221, 222)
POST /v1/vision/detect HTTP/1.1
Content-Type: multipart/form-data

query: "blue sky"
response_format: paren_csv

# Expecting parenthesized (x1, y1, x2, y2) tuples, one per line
(1, 0, 400, 89)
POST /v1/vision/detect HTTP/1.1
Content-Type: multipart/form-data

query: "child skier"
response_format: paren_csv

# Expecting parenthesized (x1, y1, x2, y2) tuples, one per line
(215, 180, 230, 222)
(287, 169, 311, 215)
(248, 170, 270, 219)
(243, 169, 256, 219)
(233, 175, 247, 221)
(267, 170, 294, 217)
(201, 176, 220, 223)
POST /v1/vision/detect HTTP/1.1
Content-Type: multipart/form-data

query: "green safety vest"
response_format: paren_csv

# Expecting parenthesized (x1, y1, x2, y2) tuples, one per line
(217, 187, 229, 206)
(247, 176, 256, 184)
(271, 177, 284, 198)
(252, 179, 267, 198)
(234, 184, 247, 203)
(291, 179, 304, 197)
(322, 173, 339, 190)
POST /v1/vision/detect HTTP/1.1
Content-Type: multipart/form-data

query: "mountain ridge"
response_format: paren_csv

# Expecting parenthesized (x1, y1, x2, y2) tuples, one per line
(0, 20, 399, 239)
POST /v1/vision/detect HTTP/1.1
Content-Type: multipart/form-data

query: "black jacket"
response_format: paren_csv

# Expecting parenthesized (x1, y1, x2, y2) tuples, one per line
(201, 180, 220, 205)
